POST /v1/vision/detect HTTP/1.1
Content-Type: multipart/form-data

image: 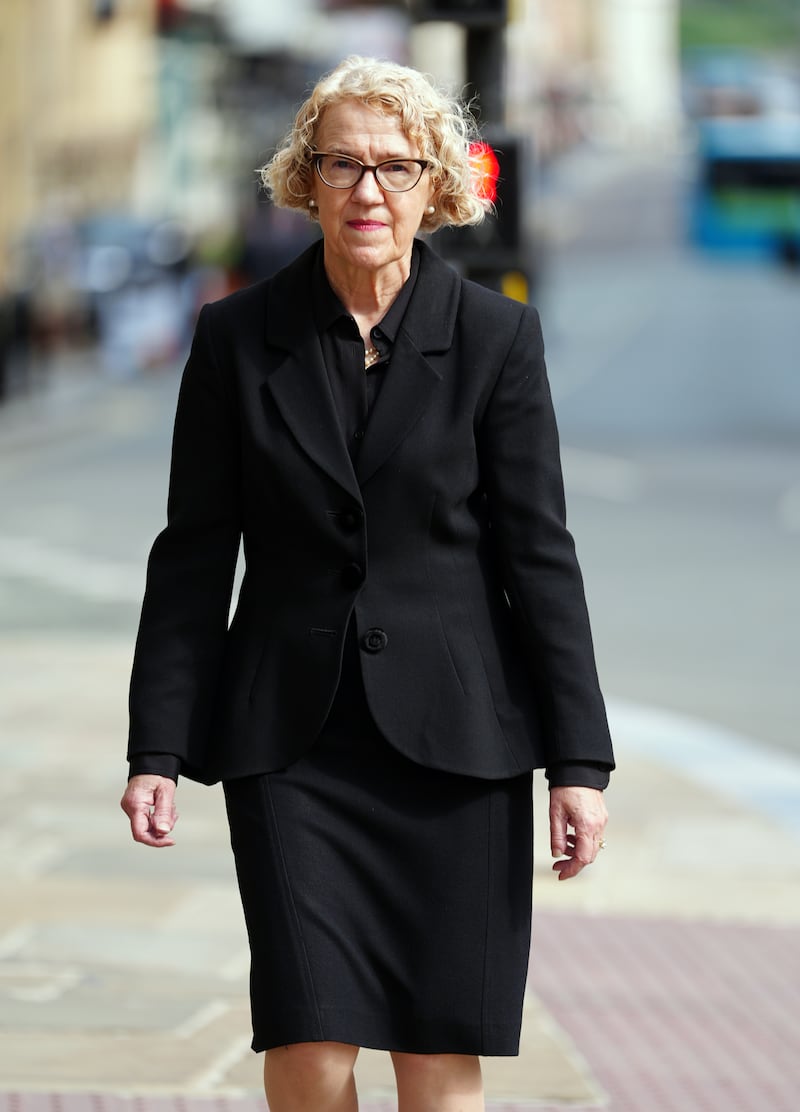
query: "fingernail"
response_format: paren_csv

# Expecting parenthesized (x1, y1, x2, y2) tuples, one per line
(156, 822, 172, 833)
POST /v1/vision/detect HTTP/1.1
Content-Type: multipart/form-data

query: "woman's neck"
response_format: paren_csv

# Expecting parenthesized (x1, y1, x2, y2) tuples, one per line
(324, 253, 411, 341)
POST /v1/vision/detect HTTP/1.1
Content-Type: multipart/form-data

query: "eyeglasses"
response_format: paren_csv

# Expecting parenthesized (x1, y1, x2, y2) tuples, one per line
(313, 153, 429, 193)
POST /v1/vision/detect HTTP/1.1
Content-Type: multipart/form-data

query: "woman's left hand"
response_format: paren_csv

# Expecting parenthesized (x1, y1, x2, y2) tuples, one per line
(549, 786, 608, 881)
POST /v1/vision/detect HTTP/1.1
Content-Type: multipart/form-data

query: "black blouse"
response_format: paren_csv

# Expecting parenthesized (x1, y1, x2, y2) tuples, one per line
(312, 238, 420, 454)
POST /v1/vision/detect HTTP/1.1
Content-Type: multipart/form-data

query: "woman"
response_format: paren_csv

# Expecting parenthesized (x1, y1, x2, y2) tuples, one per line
(121, 56, 613, 1112)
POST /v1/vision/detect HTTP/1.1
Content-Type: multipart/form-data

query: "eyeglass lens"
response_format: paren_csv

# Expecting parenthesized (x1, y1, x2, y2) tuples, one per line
(316, 155, 424, 192)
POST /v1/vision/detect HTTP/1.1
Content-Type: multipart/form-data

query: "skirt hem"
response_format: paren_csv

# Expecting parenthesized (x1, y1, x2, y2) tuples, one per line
(252, 1009, 521, 1057)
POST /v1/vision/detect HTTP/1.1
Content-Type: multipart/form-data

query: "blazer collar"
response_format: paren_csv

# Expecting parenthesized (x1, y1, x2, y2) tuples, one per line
(266, 238, 460, 354)
(261, 239, 462, 493)
(396, 237, 462, 353)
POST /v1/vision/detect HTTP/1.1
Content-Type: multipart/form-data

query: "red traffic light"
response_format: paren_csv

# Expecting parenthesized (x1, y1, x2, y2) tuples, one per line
(470, 141, 500, 204)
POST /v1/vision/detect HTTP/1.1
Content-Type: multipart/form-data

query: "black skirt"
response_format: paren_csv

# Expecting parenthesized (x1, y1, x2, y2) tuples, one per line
(223, 639, 533, 1056)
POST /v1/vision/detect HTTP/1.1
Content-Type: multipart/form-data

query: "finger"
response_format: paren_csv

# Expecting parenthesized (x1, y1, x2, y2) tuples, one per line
(552, 855, 586, 881)
(150, 800, 176, 836)
(549, 796, 568, 858)
(573, 827, 596, 867)
(126, 804, 175, 847)
(150, 781, 177, 835)
(553, 829, 608, 881)
(129, 805, 153, 842)
(134, 827, 176, 848)
(120, 786, 153, 836)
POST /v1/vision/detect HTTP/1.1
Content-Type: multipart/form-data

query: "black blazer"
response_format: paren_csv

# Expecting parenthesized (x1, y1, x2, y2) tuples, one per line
(128, 240, 613, 785)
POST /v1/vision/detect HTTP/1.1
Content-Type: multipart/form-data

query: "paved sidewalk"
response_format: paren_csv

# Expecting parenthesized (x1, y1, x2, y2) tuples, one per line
(0, 634, 798, 1109)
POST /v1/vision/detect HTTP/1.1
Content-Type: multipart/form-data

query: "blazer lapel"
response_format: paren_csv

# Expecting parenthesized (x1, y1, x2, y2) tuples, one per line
(355, 336, 441, 487)
(355, 241, 461, 487)
(259, 246, 361, 502)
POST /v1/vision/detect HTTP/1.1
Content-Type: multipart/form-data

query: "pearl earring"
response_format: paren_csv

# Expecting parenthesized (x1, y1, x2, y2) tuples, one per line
(426, 205, 435, 214)
(309, 199, 317, 208)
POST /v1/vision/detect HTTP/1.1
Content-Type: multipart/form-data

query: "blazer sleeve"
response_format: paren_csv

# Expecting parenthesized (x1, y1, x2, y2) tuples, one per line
(477, 304, 614, 771)
(127, 304, 242, 769)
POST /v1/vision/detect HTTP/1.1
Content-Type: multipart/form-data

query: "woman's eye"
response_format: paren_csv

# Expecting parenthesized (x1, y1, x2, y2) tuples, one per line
(332, 158, 357, 170)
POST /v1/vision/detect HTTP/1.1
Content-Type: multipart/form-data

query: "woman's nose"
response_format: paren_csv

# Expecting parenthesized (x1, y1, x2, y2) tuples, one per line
(352, 167, 384, 203)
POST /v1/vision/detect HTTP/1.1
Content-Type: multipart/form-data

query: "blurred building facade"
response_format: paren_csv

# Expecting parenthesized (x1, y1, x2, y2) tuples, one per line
(0, 0, 158, 288)
(505, 0, 681, 155)
(410, 0, 681, 160)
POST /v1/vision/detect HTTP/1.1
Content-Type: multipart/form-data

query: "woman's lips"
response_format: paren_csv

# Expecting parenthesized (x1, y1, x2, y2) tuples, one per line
(347, 220, 385, 231)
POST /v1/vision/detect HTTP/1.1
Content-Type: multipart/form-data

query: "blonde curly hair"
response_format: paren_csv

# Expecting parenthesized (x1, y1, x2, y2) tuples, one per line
(260, 56, 490, 234)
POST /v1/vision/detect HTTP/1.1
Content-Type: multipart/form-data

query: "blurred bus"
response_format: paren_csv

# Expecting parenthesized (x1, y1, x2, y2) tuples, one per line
(689, 117, 800, 263)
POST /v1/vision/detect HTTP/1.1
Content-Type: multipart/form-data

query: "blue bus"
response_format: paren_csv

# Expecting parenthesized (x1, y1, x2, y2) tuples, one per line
(690, 116, 800, 261)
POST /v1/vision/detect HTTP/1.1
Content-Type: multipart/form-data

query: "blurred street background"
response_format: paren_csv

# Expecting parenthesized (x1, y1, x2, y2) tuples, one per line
(1, 1, 799, 1109)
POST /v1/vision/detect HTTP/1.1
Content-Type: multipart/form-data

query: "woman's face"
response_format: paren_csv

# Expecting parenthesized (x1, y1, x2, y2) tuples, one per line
(310, 99, 434, 283)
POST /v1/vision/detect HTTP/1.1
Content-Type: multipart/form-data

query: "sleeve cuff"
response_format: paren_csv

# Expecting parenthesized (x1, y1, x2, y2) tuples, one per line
(546, 760, 611, 791)
(128, 753, 181, 783)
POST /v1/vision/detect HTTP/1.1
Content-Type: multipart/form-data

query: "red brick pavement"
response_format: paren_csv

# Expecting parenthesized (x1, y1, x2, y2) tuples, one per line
(0, 1100, 580, 1112)
(531, 912, 800, 1112)
(2, 912, 798, 1111)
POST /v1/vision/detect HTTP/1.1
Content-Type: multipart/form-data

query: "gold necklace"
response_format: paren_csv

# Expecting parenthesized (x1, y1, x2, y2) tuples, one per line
(364, 345, 381, 370)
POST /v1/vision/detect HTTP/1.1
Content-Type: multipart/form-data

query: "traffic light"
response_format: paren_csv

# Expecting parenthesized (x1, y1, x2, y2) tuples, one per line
(432, 134, 534, 300)
(435, 135, 522, 268)
(410, 0, 507, 27)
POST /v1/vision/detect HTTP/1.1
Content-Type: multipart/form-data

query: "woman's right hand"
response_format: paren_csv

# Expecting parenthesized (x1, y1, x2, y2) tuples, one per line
(121, 774, 178, 848)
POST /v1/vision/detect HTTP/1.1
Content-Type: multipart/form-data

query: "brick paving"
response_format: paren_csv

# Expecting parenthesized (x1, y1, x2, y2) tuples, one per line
(532, 913, 800, 1111)
(3, 911, 799, 1110)
(2, 1095, 598, 1111)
